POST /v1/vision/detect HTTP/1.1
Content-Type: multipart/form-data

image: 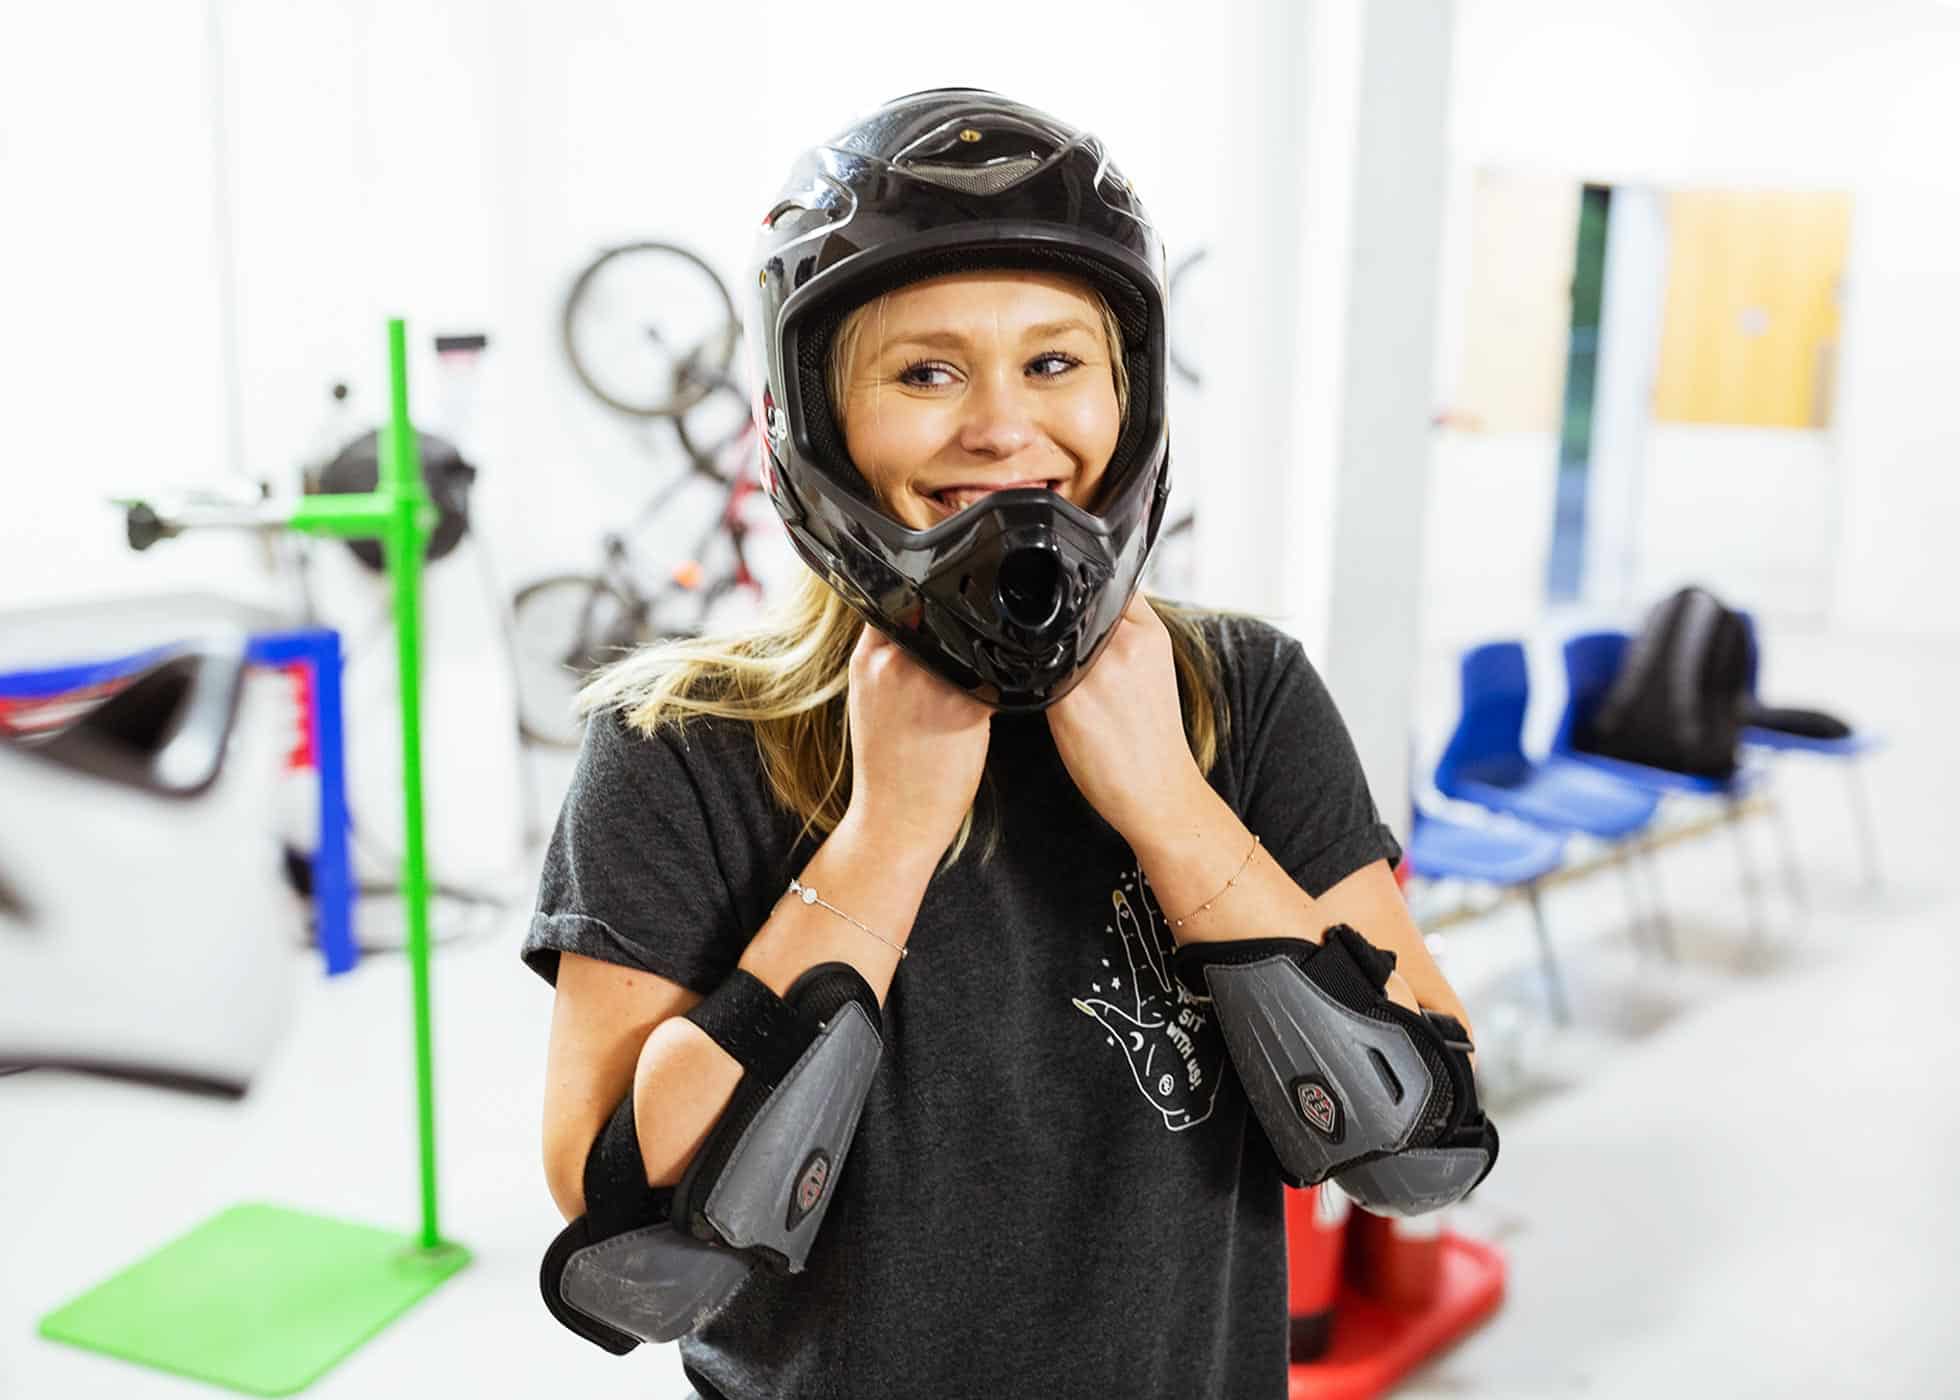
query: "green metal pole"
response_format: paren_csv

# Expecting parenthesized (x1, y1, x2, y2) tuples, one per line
(382, 318, 444, 1252)
(37, 319, 469, 1400)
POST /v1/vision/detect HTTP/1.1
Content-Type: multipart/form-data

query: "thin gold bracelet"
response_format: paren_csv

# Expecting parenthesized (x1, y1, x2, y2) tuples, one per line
(786, 876, 909, 960)
(1169, 834, 1262, 929)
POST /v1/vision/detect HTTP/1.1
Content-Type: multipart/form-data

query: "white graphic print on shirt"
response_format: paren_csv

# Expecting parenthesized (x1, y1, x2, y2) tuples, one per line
(1071, 864, 1227, 1131)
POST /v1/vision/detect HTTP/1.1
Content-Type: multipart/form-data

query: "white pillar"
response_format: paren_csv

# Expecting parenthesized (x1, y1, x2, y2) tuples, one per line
(1192, 0, 1312, 619)
(1317, 0, 1456, 832)
(1190, 0, 1455, 833)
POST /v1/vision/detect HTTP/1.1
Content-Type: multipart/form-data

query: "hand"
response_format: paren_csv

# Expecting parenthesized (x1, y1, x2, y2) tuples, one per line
(1071, 865, 1224, 1132)
(841, 624, 994, 858)
(1046, 592, 1200, 843)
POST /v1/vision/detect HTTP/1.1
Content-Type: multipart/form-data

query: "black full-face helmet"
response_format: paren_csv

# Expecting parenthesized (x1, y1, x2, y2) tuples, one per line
(748, 88, 1171, 711)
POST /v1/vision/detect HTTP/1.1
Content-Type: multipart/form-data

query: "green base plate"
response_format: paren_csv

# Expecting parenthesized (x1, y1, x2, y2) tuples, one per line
(39, 1201, 470, 1396)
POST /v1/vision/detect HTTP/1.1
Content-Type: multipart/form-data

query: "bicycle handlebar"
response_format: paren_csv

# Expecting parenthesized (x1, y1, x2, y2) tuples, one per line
(113, 490, 294, 552)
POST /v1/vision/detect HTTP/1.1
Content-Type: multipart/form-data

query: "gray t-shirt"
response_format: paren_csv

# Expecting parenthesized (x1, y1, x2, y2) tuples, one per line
(523, 613, 1401, 1400)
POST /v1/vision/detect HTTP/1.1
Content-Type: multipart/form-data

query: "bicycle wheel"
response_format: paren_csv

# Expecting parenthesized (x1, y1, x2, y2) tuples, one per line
(563, 241, 738, 419)
(672, 368, 755, 485)
(1167, 247, 1208, 387)
(510, 574, 642, 747)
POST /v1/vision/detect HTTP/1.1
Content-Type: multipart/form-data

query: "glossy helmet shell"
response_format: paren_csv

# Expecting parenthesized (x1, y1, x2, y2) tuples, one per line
(748, 88, 1171, 711)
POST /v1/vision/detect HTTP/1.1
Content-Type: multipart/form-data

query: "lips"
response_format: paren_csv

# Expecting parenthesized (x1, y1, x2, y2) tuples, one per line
(924, 479, 1061, 518)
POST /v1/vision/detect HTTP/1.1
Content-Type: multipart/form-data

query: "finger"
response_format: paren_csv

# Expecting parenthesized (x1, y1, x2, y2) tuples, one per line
(1118, 882, 1172, 997)
(1110, 885, 1169, 1001)
(1072, 997, 1143, 1037)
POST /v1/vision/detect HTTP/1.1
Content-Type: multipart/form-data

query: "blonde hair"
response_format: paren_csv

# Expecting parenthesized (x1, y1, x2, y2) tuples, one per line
(577, 281, 1222, 870)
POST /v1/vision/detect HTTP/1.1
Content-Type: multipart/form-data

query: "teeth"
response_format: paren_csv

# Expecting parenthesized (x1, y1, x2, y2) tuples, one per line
(933, 483, 1054, 511)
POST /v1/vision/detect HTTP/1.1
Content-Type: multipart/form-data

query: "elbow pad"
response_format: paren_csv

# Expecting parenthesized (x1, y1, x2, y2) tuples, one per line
(541, 961, 884, 1352)
(1173, 925, 1498, 1217)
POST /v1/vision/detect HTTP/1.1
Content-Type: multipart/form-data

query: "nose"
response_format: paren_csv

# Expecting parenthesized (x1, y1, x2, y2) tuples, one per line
(956, 367, 1037, 461)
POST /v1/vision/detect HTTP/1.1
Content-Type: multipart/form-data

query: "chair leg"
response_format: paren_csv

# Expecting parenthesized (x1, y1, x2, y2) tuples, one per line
(1727, 797, 1770, 953)
(1637, 834, 1677, 961)
(1766, 787, 1808, 913)
(1847, 757, 1884, 893)
(1523, 882, 1571, 1026)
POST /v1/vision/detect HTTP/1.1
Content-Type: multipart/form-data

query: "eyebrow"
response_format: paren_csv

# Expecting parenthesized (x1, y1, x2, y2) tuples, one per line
(879, 318, 1100, 352)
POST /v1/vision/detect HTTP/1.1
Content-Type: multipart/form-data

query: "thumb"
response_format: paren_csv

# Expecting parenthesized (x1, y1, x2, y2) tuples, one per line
(1072, 997, 1142, 1036)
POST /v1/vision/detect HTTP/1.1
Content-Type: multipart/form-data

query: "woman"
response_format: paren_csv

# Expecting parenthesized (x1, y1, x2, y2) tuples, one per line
(525, 89, 1494, 1399)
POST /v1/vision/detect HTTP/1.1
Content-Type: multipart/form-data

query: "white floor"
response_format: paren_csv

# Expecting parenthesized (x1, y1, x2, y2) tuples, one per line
(3, 622, 1956, 1400)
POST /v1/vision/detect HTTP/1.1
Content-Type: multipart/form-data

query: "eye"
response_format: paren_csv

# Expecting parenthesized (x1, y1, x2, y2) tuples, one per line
(897, 359, 958, 388)
(1028, 352, 1084, 378)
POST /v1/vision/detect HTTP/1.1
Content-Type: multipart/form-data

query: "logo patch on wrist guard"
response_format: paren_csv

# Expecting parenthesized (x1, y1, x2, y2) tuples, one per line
(787, 1149, 832, 1231)
(1291, 1075, 1343, 1141)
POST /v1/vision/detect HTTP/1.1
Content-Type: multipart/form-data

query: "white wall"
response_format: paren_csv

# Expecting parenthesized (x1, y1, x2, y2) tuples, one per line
(15, 0, 1956, 813)
(1637, 426, 1841, 615)
(2, 1, 1250, 887)
(3, 0, 1231, 623)
(1833, 172, 1960, 638)
(1436, 0, 1960, 640)
(1, 2, 274, 611)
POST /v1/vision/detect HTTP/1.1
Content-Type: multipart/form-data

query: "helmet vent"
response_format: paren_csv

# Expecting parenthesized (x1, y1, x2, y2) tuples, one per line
(904, 155, 1043, 196)
(996, 548, 1066, 632)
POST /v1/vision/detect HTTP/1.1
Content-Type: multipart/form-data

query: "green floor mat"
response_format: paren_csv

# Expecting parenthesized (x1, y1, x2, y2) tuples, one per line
(39, 1201, 471, 1396)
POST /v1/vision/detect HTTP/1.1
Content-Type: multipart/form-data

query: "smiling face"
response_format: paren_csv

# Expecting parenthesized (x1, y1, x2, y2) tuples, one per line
(828, 270, 1127, 532)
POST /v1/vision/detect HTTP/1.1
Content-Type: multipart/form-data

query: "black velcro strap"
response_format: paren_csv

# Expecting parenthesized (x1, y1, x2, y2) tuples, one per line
(1422, 1011, 1475, 1054)
(581, 1091, 671, 1240)
(1312, 924, 1400, 1007)
(1170, 935, 1311, 998)
(1171, 924, 1399, 1018)
(683, 968, 815, 1087)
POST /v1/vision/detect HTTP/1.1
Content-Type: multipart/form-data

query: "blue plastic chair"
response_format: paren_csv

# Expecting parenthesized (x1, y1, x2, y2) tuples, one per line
(1434, 641, 1671, 958)
(1737, 612, 1885, 889)
(1554, 630, 1802, 947)
(1407, 804, 1574, 1022)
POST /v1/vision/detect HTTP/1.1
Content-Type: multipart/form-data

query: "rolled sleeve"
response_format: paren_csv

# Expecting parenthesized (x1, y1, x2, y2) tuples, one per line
(521, 709, 745, 994)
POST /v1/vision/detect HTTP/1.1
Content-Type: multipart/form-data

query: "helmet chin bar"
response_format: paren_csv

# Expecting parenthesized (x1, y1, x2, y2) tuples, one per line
(792, 484, 1137, 711)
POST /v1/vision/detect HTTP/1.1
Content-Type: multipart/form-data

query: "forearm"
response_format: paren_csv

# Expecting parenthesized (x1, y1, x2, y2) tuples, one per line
(736, 809, 941, 1003)
(1126, 778, 1472, 1035)
(1125, 778, 1324, 948)
(630, 812, 940, 1190)
(1359, 916, 1470, 1031)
